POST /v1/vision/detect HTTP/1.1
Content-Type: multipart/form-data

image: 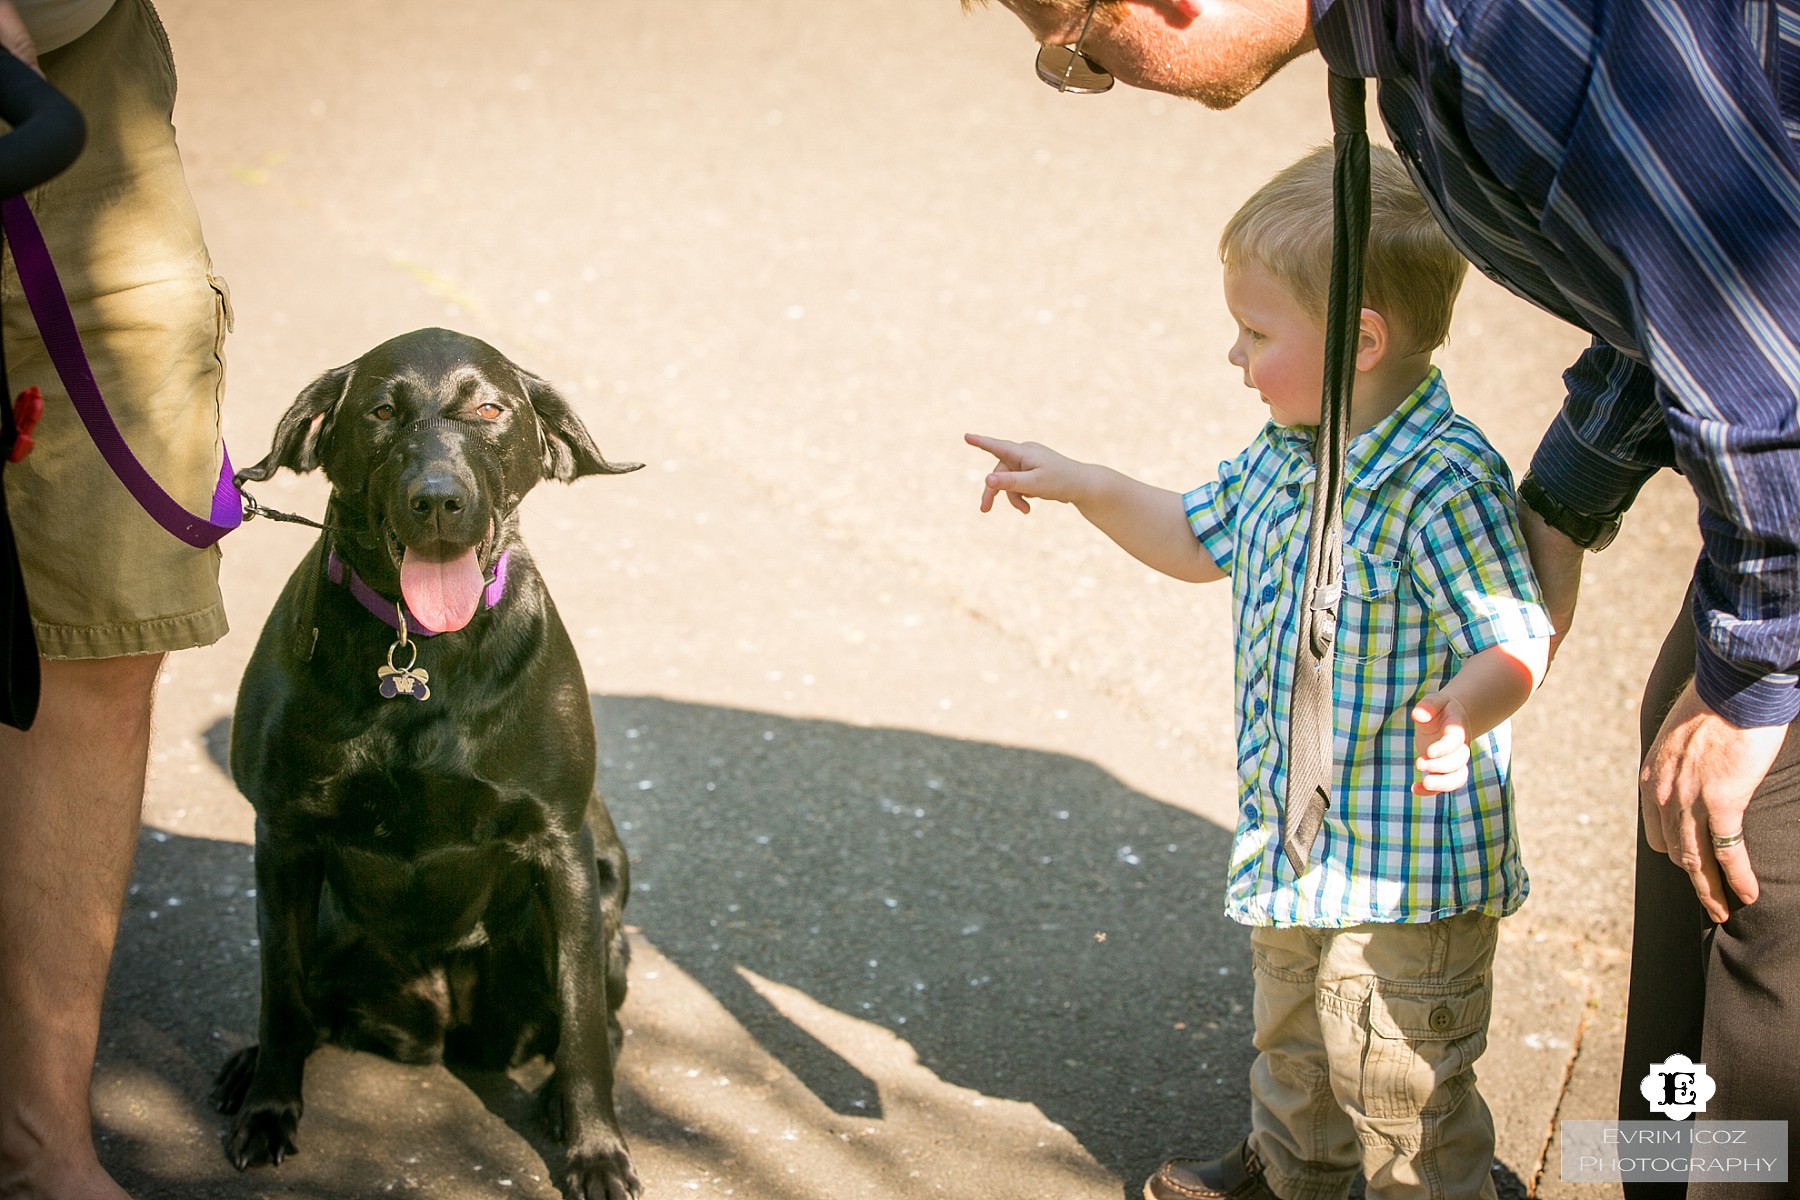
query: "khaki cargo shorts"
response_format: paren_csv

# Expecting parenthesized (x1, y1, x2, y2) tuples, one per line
(1, 0, 229, 659)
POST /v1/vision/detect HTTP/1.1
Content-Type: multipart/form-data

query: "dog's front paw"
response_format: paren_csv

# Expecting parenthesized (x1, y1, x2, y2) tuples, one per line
(564, 1144, 641, 1200)
(209, 1044, 259, 1114)
(223, 1099, 303, 1170)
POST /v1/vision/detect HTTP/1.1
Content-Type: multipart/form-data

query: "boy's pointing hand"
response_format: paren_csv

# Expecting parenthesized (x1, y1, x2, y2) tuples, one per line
(965, 433, 1093, 514)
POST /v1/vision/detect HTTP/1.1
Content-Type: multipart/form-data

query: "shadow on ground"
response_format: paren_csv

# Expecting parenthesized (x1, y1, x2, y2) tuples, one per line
(590, 694, 1254, 1185)
(98, 695, 1526, 1197)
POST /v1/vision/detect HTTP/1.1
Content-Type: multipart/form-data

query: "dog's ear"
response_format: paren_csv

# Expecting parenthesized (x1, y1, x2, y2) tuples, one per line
(521, 372, 643, 482)
(234, 365, 354, 484)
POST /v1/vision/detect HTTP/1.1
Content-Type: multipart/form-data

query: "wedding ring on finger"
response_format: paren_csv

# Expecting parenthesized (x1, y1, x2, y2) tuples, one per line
(1711, 829, 1746, 849)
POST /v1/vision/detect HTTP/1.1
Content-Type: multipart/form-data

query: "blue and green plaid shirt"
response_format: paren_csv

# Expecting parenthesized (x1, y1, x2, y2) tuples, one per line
(1185, 370, 1552, 927)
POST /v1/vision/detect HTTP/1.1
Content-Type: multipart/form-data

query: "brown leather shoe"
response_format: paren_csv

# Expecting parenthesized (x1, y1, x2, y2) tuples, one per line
(1142, 1139, 1282, 1200)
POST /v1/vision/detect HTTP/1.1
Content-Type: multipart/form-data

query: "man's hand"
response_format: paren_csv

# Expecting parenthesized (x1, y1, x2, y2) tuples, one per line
(1411, 692, 1471, 795)
(1641, 680, 1786, 922)
(965, 432, 1095, 514)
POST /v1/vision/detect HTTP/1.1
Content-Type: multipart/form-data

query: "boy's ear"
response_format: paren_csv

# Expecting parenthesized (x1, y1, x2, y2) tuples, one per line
(1355, 307, 1389, 373)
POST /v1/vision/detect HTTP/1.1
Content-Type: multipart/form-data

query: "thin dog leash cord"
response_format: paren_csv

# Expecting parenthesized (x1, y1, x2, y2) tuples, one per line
(237, 484, 342, 533)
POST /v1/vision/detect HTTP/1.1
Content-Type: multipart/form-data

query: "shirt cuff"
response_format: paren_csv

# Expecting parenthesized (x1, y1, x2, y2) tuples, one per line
(1528, 413, 1659, 516)
(1693, 635, 1800, 728)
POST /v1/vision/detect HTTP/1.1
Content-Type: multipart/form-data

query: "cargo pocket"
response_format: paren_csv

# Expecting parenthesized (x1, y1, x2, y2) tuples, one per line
(206, 272, 233, 410)
(1334, 548, 1399, 662)
(1361, 983, 1491, 1120)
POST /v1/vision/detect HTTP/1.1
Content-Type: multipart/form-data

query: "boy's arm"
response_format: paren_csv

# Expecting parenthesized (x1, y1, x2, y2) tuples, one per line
(1411, 637, 1550, 795)
(966, 433, 1224, 583)
(1404, 472, 1557, 796)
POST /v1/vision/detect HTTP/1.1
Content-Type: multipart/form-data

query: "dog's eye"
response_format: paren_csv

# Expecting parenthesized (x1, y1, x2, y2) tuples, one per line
(371, 404, 395, 421)
(476, 403, 503, 421)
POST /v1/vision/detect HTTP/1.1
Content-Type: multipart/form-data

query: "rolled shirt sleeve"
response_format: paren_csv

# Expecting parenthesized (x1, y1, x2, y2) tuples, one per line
(1528, 341, 1668, 516)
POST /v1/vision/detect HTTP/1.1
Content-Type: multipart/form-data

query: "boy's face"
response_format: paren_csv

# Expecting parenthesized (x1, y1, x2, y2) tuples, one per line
(1224, 260, 1325, 428)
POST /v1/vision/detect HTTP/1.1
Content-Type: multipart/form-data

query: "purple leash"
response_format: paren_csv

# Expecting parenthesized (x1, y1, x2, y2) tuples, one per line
(1, 195, 242, 547)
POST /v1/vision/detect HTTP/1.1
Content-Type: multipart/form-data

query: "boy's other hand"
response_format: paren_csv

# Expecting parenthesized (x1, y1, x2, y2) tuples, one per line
(1411, 692, 1471, 795)
(965, 433, 1093, 514)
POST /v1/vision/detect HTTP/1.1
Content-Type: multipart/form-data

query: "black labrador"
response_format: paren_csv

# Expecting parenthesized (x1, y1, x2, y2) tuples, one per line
(211, 328, 643, 1200)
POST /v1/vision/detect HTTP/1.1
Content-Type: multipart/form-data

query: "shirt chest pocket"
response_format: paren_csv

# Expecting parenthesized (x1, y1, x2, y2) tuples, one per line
(1334, 549, 1401, 663)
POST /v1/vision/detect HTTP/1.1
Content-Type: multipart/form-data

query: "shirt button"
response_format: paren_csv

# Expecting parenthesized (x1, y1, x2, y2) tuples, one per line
(1253, 698, 1267, 716)
(1242, 803, 1258, 821)
(1285, 484, 1299, 498)
(1260, 583, 1277, 603)
(1429, 1005, 1455, 1033)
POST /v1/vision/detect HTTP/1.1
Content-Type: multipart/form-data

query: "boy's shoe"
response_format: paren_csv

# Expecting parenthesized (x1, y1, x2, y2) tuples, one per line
(1142, 1139, 1282, 1200)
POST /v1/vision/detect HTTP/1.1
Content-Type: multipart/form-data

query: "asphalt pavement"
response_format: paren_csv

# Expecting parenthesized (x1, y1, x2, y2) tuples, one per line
(83, 1, 1701, 1196)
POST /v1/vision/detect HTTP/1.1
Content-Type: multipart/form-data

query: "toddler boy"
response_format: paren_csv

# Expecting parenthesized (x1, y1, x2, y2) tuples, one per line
(967, 145, 1552, 1200)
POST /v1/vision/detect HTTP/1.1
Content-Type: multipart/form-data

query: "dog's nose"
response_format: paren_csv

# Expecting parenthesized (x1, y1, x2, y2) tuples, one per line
(406, 473, 467, 525)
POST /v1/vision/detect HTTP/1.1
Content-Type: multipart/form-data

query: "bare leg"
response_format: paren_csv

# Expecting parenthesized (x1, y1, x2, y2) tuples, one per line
(0, 653, 163, 1200)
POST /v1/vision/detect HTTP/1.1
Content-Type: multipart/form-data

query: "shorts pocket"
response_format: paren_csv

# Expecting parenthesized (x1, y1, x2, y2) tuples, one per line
(1334, 549, 1400, 662)
(206, 273, 233, 403)
(1362, 984, 1491, 1120)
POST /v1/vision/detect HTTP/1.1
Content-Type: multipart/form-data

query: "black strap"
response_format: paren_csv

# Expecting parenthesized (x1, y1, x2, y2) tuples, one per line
(1, 274, 41, 731)
(1280, 72, 1370, 873)
(0, 52, 85, 731)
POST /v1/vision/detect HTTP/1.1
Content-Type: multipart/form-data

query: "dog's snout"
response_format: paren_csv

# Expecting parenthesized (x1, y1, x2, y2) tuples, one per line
(395, 455, 487, 545)
(407, 473, 466, 520)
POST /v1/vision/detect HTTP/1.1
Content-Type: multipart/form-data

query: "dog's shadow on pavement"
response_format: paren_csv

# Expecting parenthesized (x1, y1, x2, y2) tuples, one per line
(105, 695, 1528, 1198)
(591, 694, 1258, 1188)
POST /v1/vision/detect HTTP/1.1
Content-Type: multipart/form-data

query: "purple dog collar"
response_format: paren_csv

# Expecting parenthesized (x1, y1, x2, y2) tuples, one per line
(326, 547, 511, 637)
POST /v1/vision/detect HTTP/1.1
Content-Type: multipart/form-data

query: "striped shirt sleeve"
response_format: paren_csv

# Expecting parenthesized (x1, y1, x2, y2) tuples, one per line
(1313, 0, 1800, 727)
(1184, 451, 1247, 577)
(1408, 478, 1554, 661)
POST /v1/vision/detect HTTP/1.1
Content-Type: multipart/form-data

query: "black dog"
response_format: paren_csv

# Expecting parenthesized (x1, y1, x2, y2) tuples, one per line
(211, 328, 643, 1200)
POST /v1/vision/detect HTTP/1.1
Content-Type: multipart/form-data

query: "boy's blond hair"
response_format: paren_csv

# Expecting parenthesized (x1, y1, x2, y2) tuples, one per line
(1220, 145, 1468, 354)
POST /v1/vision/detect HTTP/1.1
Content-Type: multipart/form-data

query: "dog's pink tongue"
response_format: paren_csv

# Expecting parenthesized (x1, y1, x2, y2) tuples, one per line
(399, 547, 483, 633)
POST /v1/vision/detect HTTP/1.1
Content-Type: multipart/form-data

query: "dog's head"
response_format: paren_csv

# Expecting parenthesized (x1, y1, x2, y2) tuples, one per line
(238, 328, 640, 632)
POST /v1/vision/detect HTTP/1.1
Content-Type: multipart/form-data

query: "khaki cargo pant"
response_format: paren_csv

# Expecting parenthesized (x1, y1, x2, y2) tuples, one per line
(2, 0, 230, 659)
(1247, 911, 1501, 1200)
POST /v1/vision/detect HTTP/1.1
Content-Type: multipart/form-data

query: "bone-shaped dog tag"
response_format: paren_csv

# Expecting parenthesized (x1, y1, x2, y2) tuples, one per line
(378, 612, 432, 701)
(377, 661, 431, 700)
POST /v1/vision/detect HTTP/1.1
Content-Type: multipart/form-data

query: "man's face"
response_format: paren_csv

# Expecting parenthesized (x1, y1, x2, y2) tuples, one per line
(993, 0, 1313, 108)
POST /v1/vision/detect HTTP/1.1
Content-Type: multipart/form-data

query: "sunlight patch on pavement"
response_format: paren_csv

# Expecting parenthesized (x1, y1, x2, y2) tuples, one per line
(618, 934, 1117, 1199)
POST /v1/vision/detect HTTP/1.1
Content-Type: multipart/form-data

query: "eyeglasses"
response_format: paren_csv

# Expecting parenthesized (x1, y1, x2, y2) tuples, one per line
(1034, 0, 1113, 94)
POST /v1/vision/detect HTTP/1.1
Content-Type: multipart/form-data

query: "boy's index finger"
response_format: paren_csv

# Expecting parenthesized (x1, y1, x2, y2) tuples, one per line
(966, 432, 1026, 467)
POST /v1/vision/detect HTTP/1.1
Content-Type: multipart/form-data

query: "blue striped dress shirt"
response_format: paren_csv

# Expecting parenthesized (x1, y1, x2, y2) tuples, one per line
(1311, 0, 1800, 726)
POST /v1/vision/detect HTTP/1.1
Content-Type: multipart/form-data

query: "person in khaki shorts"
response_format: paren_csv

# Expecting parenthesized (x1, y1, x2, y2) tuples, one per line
(0, 1, 229, 1197)
(967, 147, 1551, 1199)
